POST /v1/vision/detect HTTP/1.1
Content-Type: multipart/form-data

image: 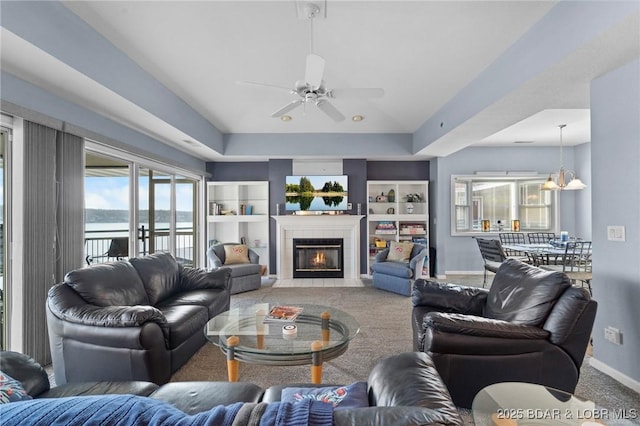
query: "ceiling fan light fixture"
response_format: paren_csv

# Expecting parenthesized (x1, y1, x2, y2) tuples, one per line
(352, 115, 364, 122)
(240, 0, 383, 122)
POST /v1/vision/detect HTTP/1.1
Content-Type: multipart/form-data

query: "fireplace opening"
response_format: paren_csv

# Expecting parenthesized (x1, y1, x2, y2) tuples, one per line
(293, 238, 344, 279)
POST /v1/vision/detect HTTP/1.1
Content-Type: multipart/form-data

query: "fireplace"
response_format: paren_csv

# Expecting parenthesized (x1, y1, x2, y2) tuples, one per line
(293, 238, 344, 278)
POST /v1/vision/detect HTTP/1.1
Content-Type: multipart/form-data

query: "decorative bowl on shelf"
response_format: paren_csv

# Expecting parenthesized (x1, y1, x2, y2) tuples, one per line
(375, 239, 387, 248)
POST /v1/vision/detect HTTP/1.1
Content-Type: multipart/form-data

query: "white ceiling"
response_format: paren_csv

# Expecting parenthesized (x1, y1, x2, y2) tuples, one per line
(2, 1, 639, 161)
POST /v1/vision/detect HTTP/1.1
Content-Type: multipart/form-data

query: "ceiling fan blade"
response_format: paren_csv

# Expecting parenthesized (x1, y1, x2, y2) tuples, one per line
(329, 88, 385, 99)
(305, 54, 325, 89)
(236, 80, 292, 93)
(315, 99, 345, 122)
(271, 99, 304, 117)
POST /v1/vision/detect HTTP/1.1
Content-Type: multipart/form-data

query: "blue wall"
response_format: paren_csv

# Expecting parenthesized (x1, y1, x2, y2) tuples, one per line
(590, 59, 640, 385)
(207, 159, 430, 274)
(433, 145, 588, 276)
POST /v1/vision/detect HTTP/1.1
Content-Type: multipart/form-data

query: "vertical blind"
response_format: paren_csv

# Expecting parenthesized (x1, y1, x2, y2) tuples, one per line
(56, 131, 85, 281)
(21, 122, 84, 364)
(22, 120, 57, 363)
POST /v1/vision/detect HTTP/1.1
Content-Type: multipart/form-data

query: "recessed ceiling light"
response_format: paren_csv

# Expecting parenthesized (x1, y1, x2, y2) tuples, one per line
(281, 115, 292, 122)
(352, 115, 364, 122)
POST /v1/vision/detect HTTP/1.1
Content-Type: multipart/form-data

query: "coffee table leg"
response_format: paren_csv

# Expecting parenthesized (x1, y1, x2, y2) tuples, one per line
(321, 311, 331, 345)
(311, 340, 323, 384)
(256, 309, 265, 349)
(226, 335, 240, 382)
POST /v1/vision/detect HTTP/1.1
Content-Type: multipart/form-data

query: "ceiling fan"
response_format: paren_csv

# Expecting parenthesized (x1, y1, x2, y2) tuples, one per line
(237, 2, 384, 122)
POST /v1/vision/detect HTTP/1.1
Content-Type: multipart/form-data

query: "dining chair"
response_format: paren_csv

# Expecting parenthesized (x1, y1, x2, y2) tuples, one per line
(526, 232, 556, 243)
(541, 240, 592, 295)
(474, 237, 507, 287)
(527, 232, 559, 265)
(86, 237, 129, 264)
(498, 232, 530, 263)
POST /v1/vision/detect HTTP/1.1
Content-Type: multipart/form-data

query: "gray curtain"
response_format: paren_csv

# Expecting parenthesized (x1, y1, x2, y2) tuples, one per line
(22, 120, 57, 364)
(20, 122, 84, 364)
(56, 131, 84, 281)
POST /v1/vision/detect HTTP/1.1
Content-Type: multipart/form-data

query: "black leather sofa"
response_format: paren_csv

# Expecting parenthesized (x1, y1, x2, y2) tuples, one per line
(46, 252, 231, 385)
(1, 350, 463, 425)
(412, 258, 597, 408)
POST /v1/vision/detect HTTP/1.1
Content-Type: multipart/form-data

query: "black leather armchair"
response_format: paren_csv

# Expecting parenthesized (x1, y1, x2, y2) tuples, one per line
(411, 259, 597, 408)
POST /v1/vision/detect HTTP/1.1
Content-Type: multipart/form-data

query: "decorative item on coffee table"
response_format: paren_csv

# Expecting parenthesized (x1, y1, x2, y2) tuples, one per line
(263, 305, 303, 323)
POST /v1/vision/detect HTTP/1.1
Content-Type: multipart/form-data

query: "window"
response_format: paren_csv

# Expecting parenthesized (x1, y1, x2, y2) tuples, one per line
(85, 142, 204, 267)
(451, 175, 555, 235)
(0, 126, 9, 350)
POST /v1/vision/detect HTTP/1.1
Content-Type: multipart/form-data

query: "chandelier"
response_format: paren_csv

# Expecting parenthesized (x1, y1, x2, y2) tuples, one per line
(541, 124, 587, 191)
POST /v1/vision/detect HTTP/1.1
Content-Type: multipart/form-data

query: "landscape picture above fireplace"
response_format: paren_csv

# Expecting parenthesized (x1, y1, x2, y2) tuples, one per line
(285, 175, 348, 212)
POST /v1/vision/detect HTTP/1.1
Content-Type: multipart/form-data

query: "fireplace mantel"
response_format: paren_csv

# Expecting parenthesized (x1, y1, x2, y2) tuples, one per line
(272, 215, 364, 280)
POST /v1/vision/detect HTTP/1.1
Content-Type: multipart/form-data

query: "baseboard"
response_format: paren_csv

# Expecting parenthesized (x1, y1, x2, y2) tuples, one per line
(589, 357, 640, 393)
(442, 271, 484, 276)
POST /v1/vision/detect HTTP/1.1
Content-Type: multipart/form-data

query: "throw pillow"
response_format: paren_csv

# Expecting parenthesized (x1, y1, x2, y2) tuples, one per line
(281, 382, 368, 409)
(223, 244, 250, 265)
(385, 241, 414, 262)
(0, 372, 32, 403)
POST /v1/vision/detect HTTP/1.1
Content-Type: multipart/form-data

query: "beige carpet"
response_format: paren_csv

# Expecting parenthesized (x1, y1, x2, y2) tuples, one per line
(171, 283, 413, 388)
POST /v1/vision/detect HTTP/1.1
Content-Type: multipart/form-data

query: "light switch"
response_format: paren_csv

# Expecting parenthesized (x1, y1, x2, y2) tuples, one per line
(607, 225, 626, 242)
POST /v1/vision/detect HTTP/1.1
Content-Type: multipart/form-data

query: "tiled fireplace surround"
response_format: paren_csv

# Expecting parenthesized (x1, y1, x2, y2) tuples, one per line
(272, 215, 365, 280)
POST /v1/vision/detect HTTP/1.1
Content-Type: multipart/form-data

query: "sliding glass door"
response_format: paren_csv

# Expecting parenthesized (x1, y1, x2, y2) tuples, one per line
(84, 153, 131, 264)
(0, 128, 8, 349)
(176, 176, 197, 266)
(138, 169, 197, 265)
(85, 144, 202, 267)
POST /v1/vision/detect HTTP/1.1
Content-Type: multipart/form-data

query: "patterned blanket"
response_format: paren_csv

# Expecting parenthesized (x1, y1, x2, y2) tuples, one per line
(0, 394, 334, 426)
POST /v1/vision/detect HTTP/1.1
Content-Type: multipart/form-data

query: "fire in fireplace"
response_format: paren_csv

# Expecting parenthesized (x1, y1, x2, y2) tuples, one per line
(293, 238, 344, 279)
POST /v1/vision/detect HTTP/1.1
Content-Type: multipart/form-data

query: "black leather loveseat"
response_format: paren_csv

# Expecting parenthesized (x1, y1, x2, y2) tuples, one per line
(1, 350, 463, 425)
(412, 258, 597, 408)
(46, 252, 231, 385)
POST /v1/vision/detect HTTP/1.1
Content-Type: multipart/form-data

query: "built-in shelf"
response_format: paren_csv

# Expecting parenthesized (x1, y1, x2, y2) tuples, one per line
(206, 181, 269, 273)
(367, 180, 430, 277)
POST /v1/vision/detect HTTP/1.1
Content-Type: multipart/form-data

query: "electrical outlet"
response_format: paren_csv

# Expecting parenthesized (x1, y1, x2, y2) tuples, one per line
(347, 202, 353, 210)
(604, 326, 623, 345)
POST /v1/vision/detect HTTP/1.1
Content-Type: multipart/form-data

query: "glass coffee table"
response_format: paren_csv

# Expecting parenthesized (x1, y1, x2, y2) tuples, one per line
(205, 303, 360, 383)
(472, 382, 634, 425)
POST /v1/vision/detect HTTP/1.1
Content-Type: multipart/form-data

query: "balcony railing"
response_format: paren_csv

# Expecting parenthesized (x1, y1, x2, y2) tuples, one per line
(85, 225, 194, 266)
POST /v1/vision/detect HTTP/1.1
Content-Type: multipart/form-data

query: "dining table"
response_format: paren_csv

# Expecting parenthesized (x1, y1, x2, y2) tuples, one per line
(502, 242, 593, 294)
(502, 243, 569, 263)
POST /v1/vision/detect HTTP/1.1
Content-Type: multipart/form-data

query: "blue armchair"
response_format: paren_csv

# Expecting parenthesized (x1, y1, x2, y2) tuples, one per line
(371, 243, 428, 296)
(207, 243, 262, 294)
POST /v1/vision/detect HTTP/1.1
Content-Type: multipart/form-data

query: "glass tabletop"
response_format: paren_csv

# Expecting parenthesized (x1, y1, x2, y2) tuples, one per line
(472, 382, 636, 425)
(205, 303, 360, 365)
